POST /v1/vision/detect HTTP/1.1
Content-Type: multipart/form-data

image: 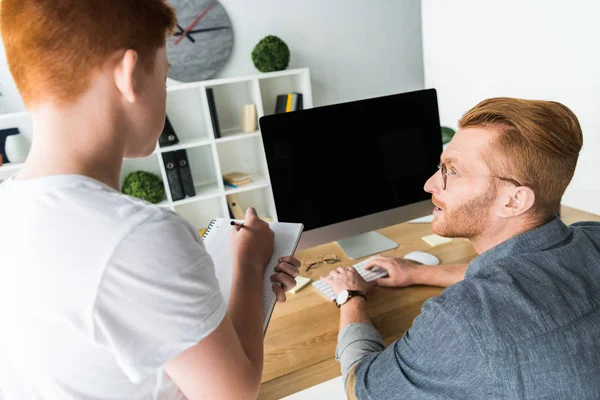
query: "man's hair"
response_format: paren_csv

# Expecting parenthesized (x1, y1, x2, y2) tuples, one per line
(0, 0, 177, 107)
(459, 97, 583, 223)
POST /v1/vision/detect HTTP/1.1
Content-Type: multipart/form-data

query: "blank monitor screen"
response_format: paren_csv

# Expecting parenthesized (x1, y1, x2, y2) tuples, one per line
(259, 88, 442, 241)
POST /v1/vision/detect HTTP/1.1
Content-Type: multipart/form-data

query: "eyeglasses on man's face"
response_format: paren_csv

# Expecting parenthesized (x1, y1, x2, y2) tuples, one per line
(437, 162, 522, 191)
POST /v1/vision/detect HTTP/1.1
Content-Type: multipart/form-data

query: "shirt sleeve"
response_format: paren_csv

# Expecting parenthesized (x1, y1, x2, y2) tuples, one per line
(92, 211, 227, 383)
(336, 323, 385, 386)
(352, 289, 487, 400)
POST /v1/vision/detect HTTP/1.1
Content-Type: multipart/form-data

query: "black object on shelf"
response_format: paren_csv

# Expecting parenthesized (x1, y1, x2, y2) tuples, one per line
(162, 151, 184, 201)
(206, 88, 221, 138)
(174, 149, 196, 198)
(275, 94, 287, 114)
(295, 92, 303, 111)
(158, 116, 179, 147)
(0, 127, 20, 163)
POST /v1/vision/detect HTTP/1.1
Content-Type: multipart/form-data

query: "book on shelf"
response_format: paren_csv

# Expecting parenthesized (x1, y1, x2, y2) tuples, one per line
(206, 88, 222, 139)
(223, 171, 251, 184)
(223, 171, 252, 188)
(275, 92, 303, 114)
(224, 179, 251, 188)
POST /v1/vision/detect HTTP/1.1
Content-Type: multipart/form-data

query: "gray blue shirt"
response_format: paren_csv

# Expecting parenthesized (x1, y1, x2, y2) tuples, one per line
(336, 218, 600, 399)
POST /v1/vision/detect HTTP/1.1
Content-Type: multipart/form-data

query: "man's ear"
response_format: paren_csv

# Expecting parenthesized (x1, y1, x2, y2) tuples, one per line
(114, 49, 139, 103)
(498, 186, 536, 218)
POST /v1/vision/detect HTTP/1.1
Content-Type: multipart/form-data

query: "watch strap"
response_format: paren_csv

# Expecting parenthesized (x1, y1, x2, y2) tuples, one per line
(347, 290, 367, 302)
(336, 290, 367, 307)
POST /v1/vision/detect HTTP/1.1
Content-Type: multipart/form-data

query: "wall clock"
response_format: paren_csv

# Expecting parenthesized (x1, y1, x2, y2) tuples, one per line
(167, 0, 234, 82)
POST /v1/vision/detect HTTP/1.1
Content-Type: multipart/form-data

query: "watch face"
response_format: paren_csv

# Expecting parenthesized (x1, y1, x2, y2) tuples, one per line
(336, 290, 349, 306)
(167, 0, 234, 82)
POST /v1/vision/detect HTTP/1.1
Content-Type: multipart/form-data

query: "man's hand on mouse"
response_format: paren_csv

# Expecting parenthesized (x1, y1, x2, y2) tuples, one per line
(364, 255, 420, 287)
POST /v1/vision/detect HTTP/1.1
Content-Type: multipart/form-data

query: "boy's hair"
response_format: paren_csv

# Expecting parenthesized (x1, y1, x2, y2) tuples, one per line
(459, 97, 583, 222)
(1, 0, 177, 107)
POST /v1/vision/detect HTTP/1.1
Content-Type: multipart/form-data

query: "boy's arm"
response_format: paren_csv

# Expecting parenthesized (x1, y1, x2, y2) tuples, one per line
(164, 264, 265, 400)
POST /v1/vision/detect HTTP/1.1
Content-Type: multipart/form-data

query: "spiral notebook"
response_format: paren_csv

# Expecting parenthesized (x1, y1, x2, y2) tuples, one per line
(202, 218, 304, 335)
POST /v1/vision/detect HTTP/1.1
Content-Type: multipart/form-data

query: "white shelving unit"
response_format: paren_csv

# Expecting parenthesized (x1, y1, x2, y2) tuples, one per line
(0, 68, 313, 231)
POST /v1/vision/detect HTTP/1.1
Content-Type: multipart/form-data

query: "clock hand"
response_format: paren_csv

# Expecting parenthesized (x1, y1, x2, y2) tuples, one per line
(186, 26, 230, 35)
(174, 2, 215, 45)
(175, 24, 195, 43)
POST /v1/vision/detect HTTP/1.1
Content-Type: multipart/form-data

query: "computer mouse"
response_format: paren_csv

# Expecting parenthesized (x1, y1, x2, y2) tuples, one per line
(403, 251, 440, 265)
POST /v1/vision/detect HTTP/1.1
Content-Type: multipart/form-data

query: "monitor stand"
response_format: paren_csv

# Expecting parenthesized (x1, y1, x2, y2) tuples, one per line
(336, 231, 398, 260)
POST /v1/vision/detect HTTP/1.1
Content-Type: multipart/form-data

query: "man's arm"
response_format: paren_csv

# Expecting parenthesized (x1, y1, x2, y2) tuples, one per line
(410, 263, 468, 287)
(321, 267, 384, 398)
(365, 255, 467, 288)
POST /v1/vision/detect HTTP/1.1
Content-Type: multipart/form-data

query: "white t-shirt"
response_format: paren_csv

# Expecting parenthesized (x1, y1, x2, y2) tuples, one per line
(0, 174, 227, 399)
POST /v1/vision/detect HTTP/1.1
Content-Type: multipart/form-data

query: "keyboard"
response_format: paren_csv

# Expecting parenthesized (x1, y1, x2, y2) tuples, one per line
(311, 256, 389, 301)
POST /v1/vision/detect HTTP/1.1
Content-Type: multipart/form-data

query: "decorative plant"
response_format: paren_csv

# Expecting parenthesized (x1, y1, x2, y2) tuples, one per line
(122, 171, 165, 204)
(441, 126, 456, 145)
(251, 35, 290, 73)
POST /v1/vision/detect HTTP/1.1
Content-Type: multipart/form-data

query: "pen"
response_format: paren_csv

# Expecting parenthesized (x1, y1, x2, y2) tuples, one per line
(230, 221, 244, 228)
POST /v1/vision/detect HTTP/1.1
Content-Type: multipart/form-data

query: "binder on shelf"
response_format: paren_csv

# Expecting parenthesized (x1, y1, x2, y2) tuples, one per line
(158, 116, 179, 147)
(206, 88, 222, 139)
(174, 149, 196, 198)
(226, 194, 245, 219)
(162, 151, 185, 201)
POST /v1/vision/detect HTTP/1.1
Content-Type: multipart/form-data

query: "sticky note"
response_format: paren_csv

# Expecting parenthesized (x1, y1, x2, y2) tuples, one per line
(421, 233, 453, 247)
(288, 276, 311, 294)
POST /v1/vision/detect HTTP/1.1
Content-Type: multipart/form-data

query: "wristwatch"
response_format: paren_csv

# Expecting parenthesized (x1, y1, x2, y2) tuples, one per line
(335, 289, 367, 307)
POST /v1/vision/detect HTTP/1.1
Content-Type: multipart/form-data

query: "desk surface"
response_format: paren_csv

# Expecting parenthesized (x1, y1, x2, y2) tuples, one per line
(258, 206, 600, 399)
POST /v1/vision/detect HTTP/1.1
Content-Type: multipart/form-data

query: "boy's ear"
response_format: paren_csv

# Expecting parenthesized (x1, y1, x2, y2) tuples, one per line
(114, 49, 139, 103)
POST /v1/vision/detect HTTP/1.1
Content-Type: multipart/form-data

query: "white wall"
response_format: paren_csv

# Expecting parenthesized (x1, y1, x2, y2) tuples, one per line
(0, 1, 425, 111)
(422, 0, 600, 215)
(209, 0, 425, 106)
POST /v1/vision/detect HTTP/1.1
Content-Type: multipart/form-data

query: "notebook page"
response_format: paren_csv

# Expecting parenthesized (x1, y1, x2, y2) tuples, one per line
(202, 218, 304, 334)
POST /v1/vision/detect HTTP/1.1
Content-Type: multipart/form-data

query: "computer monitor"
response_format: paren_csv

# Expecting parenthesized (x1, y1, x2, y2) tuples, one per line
(258, 88, 443, 259)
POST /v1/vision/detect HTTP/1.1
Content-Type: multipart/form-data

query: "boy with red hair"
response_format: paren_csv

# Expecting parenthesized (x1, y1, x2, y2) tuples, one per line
(0, 1, 299, 398)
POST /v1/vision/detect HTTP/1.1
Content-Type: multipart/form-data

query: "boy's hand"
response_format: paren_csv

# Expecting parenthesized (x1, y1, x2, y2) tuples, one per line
(270, 256, 301, 302)
(230, 207, 274, 273)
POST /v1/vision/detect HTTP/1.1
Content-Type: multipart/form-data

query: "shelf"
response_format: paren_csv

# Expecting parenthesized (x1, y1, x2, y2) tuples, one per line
(215, 131, 260, 143)
(0, 162, 24, 173)
(171, 182, 222, 206)
(227, 186, 278, 222)
(208, 80, 261, 135)
(0, 67, 313, 227)
(158, 137, 212, 152)
(173, 196, 225, 230)
(259, 70, 313, 116)
(223, 176, 271, 195)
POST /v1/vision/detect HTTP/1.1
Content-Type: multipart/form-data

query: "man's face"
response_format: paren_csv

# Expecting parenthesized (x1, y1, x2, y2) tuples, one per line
(424, 127, 501, 239)
(123, 46, 170, 158)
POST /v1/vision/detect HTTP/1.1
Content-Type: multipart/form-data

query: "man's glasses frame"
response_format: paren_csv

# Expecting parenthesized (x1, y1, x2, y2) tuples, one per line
(303, 253, 342, 272)
(437, 162, 523, 191)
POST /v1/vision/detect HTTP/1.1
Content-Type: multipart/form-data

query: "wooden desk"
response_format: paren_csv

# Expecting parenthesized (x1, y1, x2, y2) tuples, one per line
(258, 206, 600, 399)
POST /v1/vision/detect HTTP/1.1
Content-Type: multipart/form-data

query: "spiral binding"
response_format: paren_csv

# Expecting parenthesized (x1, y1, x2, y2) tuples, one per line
(202, 219, 217, 240)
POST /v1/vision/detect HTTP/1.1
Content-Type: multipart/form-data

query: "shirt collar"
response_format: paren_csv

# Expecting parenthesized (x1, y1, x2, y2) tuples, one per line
(466, 217, 572, 278)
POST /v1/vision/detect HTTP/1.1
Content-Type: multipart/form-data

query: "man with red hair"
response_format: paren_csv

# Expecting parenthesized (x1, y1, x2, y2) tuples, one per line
(326, 97, 600, 399)
(0, 1, 299, 399)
